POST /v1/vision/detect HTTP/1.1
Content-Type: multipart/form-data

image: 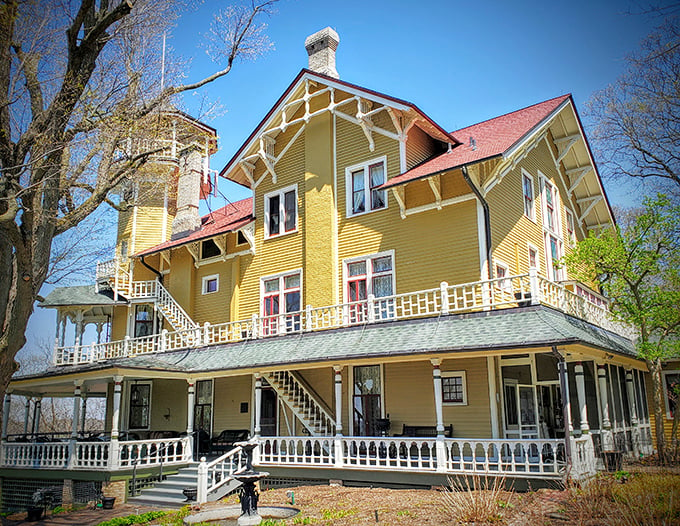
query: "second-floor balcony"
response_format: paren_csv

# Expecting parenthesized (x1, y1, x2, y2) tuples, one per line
(53, 270, 636, 367)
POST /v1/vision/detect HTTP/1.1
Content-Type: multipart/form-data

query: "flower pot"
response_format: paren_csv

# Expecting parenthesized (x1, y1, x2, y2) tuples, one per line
(101, 496, 116, 509)
(26, 506, 44, 521)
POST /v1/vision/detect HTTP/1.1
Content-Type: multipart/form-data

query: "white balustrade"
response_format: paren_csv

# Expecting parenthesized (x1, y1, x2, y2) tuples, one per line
(198, 445, 247, 502)
(257, 437, 335, 466)
(2, 442, 70, 469)
(570, 435, 597, 479)
(343, 437, 438, 470)
(72, 441, 110, 469)
(117, 437, 191, 469)
(53, 273, 636, 366)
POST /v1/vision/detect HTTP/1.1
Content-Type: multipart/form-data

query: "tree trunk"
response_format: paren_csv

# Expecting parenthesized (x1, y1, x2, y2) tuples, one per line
(647, 358, 667, 464)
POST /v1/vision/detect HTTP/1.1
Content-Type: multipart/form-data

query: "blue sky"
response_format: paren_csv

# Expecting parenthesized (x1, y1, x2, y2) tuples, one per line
(22, 0, 671, 354)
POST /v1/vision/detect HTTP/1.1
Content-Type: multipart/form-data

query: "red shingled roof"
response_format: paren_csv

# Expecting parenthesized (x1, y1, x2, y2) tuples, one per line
(382, 94, 572, 189)
(135, 198, 253, 257)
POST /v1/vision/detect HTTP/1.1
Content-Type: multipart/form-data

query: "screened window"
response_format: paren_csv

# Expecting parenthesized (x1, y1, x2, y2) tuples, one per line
(345, 252, 394, 323)
(262, 271, 301, 335)
(128, 383, 151, 429)
(522, 172, 535, 220)
(442, 372, 467, 405)
(347, 159, 386, 216)
(265, 186, 297, 238)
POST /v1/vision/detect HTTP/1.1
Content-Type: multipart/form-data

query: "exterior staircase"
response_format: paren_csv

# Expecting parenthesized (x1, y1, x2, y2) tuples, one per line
(265, 371, 336, 436)
(126, 462, 242, 507)
(96, 257, 197, 332)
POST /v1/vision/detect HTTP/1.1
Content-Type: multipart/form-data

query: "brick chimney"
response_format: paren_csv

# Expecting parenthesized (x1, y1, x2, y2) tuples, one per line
(305, 27, 340, 79)
(171, 146, 203, 239)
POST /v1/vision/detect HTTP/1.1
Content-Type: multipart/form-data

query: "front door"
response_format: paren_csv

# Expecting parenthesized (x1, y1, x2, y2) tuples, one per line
(353, 365, 382, 436)
(503, 380, 539, 439)
(193, 380, 213, 454)
(260, 388, 277, 436)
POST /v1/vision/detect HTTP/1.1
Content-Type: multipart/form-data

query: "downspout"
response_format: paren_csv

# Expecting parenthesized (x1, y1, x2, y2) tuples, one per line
(140, 256, 163, 285)
(461, 166, 493, 279)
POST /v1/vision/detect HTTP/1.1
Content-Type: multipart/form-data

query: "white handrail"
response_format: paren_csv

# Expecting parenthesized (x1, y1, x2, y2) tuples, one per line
(197, 445, 247, 503)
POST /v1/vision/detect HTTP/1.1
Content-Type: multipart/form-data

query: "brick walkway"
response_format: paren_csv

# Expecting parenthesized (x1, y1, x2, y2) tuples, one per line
(1, 503, 160, 526)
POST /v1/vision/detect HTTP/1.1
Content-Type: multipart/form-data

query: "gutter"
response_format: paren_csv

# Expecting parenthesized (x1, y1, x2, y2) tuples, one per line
(462, 166, 493, 280)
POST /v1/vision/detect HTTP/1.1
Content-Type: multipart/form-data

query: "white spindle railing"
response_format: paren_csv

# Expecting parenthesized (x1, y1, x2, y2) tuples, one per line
(570, 435, 597, 479)
(197, 445, 248, 503)
(72, 441, 110, 469)
(117, 437, 191, 469)
(2, 442, 70, 469)
(54, 273, 635, 366)
(343, 437, 438, 470)
(258, 437, 335, 466)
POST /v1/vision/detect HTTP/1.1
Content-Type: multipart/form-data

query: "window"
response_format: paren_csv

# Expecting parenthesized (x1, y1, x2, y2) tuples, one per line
(202, 274, 219, 294)
(344, 252, 394, 323)
(264, 185, 297, 238)
(542, 179, 560, 234)
(494, 261, 511, 293)
(134, 304, 154, 337)
(353, 365, 382, 436)
(541, 177, 565, 281)
(442, 371, 467, 405)
(128, 382, 151, 429)
(120, 240, 129, 260)
(346, 158, 387, 216)
(663, 372, 680, 419)
(522, 172, 535, 220)
(201, 239, 221, 259)
(262, 271, 301, 335)
(546, 234, 563, 281)
(565, 208, 576, 246)
(237, 231, 247, 245)
(528, 244, 539, 270)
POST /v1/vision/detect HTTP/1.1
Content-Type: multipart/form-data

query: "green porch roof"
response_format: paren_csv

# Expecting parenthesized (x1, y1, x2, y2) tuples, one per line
(40, 285, 121, 308)
(16, 305, 638, 381)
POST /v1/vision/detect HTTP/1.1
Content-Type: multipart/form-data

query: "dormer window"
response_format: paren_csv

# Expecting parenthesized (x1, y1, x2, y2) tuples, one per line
(264, 185, 297, 239)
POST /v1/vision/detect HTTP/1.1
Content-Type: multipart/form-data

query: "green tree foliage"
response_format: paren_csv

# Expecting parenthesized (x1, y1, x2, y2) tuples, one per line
(565, 194, 680, 462)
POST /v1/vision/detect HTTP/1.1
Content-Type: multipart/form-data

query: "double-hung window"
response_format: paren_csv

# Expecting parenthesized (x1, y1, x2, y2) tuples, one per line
(346, 158, 387, 216)
(541, 177, 564, 281)
(565, 208, 576, 246)
(442, 371, 467, 405)
(265, 185, 297, 238)
(262, 271, 301, 335)
(494, 261, 511, 294)
(522, 171, 535, 220)
(345, 252, 394, 323)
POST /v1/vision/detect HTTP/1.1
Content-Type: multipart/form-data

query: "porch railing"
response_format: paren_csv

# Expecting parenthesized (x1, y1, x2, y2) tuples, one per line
(197, 444, 247, 503)
(256, 436, 568, 479)
(54, 271, 636, 366)
(0, 436, 190, 471)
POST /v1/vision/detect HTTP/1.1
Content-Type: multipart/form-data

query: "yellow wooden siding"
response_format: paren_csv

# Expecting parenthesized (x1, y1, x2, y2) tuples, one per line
(110, 305, 129, 341)
(149, 379, 187, 433)
(166, 248, 195, 318)
(213, 375, 252, 433)
(441, 357, 492, 437)
(441, 170, 472, 200)
(405, 125, 437, 169)
(193, 261, 232, 325)
(297, 368, 334, 411)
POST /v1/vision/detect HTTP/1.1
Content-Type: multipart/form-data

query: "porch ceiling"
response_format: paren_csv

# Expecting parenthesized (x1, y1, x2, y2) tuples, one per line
(12, 305, 638, 388)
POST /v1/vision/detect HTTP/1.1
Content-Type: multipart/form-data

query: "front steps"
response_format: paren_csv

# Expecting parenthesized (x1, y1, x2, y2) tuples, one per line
(127, 463, 200, 508)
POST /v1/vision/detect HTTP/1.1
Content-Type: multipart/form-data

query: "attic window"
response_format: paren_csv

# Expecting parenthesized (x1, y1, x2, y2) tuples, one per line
(237, 231, 247, 245)
(201, 239, 221, 259)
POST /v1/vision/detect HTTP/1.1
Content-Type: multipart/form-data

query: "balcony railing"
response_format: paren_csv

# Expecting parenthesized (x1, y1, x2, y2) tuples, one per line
(54, 271, 636, 366)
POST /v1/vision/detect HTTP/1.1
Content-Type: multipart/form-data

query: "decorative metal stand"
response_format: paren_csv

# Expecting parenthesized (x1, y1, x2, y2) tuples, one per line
(233, 440, 269, 526)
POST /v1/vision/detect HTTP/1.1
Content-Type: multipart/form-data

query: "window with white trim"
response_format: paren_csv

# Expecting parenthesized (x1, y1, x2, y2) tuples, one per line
(346, 158, 387, 217)
(546, 234, 563, 281)
(541, 177, 565, 281)
(663, 371, 680, 419)
(494, 261, 511, 293)
(442, 371, 467, 405)
(128, 382, 152, 429)
(202, 274, 219, 294)
(522, 171, 535, 220)
(528, 244, 539, 270)
(542, 178, 560, 234)
(264, 185, 297, 238)
(565, 208, 576, 246)
(344, 251, 395, 323)
(262, 270, 302, 335)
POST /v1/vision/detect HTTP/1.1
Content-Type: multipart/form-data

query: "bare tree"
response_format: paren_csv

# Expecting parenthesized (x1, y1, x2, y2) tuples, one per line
(587, 16, 679, 198)
(0, 0, 276, 426)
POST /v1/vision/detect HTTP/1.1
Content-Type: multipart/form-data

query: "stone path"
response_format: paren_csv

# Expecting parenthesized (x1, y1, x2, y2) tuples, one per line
(1, 503, 159, 526)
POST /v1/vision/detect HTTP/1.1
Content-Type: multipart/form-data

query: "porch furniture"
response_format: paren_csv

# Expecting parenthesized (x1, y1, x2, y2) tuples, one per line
(211, 429, 249, 453)
(395, 424, 453, 438)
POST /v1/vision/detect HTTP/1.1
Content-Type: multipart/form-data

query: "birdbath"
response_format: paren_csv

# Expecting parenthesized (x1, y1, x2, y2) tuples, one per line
(233, 439, 269, 526)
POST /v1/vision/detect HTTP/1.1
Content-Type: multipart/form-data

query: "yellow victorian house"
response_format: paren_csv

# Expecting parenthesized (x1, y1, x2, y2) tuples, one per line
(1, 28, 650, 510)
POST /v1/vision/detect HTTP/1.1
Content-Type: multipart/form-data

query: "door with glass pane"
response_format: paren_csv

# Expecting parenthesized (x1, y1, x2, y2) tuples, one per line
(353, 365, 382, 436)
(518, 385, 539, 438)
(194, 380, 213, 454)
(260, 387, 277, 436)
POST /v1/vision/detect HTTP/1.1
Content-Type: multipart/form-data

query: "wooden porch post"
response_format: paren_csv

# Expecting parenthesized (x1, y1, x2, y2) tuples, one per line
(431, 359, 447, 472)
(71, 382, 82, 439)
(1, 391, 12, 440)
(597, 364, 613, 450)
(574, 362, 590, 434)
(555, 349, 572, 464)
(23, 397, 31, 435)
(333, 365, 344, 468)
(625, 370, 641, 457)
(80, 393, 88, 434)
(186, 380, 196, 458)
(32, 396, 42, 435)
(487, 356, 500, 438)
(110, 376, 123, 470)
(254, 374, 262, 438)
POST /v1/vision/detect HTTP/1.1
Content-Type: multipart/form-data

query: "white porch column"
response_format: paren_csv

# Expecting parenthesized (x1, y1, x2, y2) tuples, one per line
(487, 356, 500, 438)
(574, 362, 590, 434)
(71, 382, 82, 439)
(80, 394, 88, 433)
(556, 353, 573, 464)
(32, 396, 42, 435)
(625, 369, 641, 456)
(254, 374, 262, 438)
(333, 365, 344, 468)
(96, 322, 104, 344)
(23, 397, 31, 435)
(109, 376, 123, 470)
(59, 314, 67, 347)
(74, 311, 85, 347)
(597, 364, 614, 450)
(431, 359, 447, 472)
(186, 380, 196, 458)
(2, 391, 12, 440)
